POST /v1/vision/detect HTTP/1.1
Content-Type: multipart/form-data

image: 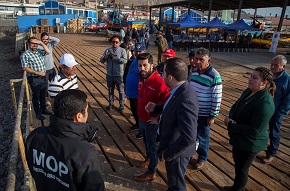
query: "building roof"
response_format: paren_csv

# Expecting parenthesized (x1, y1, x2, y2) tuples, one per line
(150, 0, 288, 11)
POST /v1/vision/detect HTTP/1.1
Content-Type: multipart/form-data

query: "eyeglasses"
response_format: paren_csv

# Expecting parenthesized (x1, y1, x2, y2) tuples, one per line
(112, 41, 119, 44)
(42, 38, 49, 41)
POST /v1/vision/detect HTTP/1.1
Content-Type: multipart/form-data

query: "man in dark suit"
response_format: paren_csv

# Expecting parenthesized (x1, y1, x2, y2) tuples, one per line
(146, 58, 199, 191)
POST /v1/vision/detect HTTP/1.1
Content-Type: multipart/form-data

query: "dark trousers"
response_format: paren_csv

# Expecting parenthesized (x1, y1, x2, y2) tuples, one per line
(165, 156, 191, 191)
(28, 76, 47, 115)
(106, 75, 125, 107)
(145, 39, 149, 49)
(45, 68, 56, 82)
(232, 147, 258, 191)
(129, 98, 139, 127)
(158, 51, 162, 64)
(266, 115, 284, 157)
(45, 68, 56, 97)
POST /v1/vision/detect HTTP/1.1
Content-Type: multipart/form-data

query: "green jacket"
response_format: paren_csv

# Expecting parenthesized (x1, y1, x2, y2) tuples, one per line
(157, 35, 168, 53)
(228, 88, 274, 153)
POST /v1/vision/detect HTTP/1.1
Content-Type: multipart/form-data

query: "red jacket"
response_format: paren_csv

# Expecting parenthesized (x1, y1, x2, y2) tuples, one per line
(138, 70, 170, 123)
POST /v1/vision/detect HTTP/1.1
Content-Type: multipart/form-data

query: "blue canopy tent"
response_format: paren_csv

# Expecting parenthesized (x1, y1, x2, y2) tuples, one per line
(226, 19, 260, 52)
(227, 19, 259, 31)
(203, 17, 228, 29)
(166, 15, 204, 28)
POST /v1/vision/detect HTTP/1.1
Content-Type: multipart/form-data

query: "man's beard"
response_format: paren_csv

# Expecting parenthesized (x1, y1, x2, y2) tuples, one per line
(140, 71, 151, 79)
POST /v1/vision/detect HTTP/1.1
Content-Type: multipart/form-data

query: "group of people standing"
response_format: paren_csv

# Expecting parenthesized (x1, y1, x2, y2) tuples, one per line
(22, 29, 290, 191)
(22, 32, 105, 190)
(122, 27, 150, 49)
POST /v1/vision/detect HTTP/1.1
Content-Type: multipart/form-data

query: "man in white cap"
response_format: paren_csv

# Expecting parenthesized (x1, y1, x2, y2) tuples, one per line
(48, 53, 79, 104)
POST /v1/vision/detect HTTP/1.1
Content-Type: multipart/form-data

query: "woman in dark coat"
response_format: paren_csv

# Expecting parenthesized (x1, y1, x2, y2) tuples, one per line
(223, 67, 276, 191)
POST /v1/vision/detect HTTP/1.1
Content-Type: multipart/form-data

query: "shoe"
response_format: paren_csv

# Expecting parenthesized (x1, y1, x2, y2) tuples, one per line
(223, 186, 233, 191)
(135, 159, 150, 168)
(106, 105, 113, 111)
(194, 161, 205, 170)
(36, 113, 45, 121)
(263, 156, 274, 164)
(130, 125, 139, 131)
(135, 133, 143, 139)
(41, 109, 53, 115)
(119, 106, 124, 113)
(134, 171, 156, 182)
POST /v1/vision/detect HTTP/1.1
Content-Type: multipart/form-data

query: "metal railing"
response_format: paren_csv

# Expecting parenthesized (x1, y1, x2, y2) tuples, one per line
(6, 71, 36, 191)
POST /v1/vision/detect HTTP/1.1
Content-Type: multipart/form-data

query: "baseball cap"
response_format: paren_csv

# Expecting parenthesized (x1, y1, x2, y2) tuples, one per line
(59, 53, 78, 67)
(134, 42, 146, 51)
(163, 48, 176, 57)
(187, 49, 195, 58)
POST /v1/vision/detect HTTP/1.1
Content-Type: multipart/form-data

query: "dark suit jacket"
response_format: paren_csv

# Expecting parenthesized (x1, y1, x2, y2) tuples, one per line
(158, 81, 199, 161)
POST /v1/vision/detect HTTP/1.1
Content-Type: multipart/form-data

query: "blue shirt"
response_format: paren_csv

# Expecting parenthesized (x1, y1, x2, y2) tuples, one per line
(125, 58, 139, 98)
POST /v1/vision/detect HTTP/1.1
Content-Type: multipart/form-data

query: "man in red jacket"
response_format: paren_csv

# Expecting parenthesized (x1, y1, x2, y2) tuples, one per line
(134, 53, 170, 182)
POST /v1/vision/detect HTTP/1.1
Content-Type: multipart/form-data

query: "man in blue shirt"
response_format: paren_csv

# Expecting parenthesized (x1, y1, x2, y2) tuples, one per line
(264, 55, 290, 164)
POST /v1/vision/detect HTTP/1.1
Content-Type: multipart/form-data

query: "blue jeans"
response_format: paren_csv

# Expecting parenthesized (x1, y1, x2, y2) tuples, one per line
(266, 114, 284, 157)
(168, 41, 173, 49)
(165, 156, 191, 191)
(139, 121, 158, 174)
(196, 116, 210, 162)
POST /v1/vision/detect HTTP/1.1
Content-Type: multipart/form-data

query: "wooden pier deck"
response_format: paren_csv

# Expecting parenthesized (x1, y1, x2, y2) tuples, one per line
(34, 33, 289, 191)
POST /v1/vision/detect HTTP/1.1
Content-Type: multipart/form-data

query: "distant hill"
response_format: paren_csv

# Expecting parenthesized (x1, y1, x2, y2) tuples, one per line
(59, 0, 180, 6)
(114, 0, 180, 6)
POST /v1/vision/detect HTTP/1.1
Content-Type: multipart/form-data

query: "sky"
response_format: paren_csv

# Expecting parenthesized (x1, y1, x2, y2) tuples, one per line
(243, 6, 290, 17)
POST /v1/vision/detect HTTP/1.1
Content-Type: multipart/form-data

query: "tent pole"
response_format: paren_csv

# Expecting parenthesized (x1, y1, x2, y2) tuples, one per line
(159, 7, 162, 30)
(277, 0, 287, 32)
(237, 0, 243, 21)
(149, 7, 152, 30)
(171, 5, 174, 23)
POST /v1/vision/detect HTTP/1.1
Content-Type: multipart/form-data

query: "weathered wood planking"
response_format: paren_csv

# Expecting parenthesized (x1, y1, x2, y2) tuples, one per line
(30, 33, 290, 191)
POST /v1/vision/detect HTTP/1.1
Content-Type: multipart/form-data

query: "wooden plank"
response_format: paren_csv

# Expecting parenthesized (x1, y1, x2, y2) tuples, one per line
(44, 33, 290, 191)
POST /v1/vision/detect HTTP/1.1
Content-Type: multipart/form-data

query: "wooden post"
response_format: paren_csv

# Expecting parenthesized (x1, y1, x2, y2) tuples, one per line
(277, 0, 288, 32)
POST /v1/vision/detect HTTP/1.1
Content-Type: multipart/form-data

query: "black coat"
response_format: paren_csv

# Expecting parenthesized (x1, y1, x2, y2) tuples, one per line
(25, 115, 104, 191)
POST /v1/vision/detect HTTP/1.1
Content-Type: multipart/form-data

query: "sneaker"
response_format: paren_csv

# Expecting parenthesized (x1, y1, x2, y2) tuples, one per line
(106, 105, 113, 111)
(36, 113, 45, 121)
(263, 156, 274, 164)
(130, 125, 139, 131)
(135, 133, 143, 139)
(41, 109, 53, 115)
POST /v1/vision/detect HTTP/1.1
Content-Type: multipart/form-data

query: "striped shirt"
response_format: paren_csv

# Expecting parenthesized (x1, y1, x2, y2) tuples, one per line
(190, 65, 222, 117)
(48, 72, 78, 98)
(21, 49, 46, 76)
